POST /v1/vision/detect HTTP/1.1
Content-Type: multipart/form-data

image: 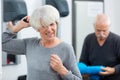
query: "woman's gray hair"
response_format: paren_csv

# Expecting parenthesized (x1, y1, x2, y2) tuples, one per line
(30, 5, 60, 30)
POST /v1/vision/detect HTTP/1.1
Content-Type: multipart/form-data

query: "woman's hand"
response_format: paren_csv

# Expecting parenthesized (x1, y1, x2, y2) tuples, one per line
(20, 16, 30, 28)
(99, 67, 115, 76)
(50, 54, 68, 77)
(7, 16, 30, 33)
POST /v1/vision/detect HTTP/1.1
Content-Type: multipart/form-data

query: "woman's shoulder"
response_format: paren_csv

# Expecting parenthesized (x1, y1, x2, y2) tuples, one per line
(60, 41, 73, 50)
(23, 37, 40, 44)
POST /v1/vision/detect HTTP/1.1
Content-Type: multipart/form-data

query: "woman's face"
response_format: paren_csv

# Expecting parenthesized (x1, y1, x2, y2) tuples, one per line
(38, 22, 57, 41)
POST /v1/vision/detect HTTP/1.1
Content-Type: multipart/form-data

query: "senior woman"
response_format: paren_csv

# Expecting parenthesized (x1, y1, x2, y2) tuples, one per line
(2, 5, 82, 80)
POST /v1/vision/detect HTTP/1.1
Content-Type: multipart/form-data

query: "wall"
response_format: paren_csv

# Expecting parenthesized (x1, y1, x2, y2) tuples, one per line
(0, 0, 2, 79)
(74, 1, 104, 61)
(2, 0, 72, 80)
(104, 0, 120, 35)
(60, 0, 72, 45)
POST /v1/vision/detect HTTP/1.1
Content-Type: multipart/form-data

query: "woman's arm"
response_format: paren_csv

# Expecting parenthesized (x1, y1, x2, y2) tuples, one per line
(2, 16, 30, 55)
(62, 46, 83, 80)
(2, 32, 26, 55)
(50, 44, 82, 80)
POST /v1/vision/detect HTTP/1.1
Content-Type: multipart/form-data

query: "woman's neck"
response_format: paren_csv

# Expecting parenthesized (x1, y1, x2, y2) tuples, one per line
(40, 38, 61, 48)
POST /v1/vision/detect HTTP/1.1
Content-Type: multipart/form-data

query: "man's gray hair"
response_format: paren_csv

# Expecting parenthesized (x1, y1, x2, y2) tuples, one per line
(94, 14, 111, 26)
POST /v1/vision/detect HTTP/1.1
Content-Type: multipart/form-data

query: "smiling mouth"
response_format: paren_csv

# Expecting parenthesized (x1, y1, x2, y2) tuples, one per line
(45, 33, 54, 37)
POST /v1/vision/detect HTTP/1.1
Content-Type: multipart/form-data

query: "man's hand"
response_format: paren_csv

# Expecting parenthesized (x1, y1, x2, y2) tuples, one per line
(99, 67, 115, 76)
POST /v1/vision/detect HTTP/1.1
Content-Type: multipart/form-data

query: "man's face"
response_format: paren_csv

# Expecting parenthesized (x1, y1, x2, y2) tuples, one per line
(95, 24, 110, 40)
(94, 14, 110, 40)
